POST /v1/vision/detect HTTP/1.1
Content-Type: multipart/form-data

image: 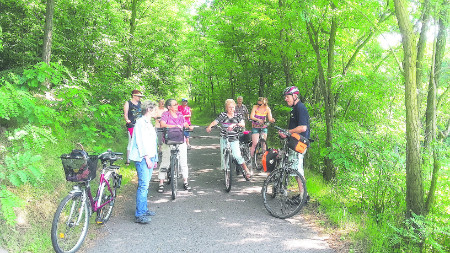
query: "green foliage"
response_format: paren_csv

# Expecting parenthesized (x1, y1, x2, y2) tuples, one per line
(387, 214, 450, 252)
(0, 76, 61, 129)
(0, 189, 23, 226)
(0, 151, 43, 187)
(6, 125, 57, 152)
(20, 62, 69, 90)
(0, 150, 42, 226)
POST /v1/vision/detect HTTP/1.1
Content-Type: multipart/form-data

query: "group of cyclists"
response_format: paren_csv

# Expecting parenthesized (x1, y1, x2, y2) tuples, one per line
(123, 86, 310, 224)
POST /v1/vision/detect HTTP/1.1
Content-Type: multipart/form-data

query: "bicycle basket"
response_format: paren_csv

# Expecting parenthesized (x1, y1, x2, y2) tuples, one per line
(61, 150, 98, 182)
(239, 131, 251, 143)
(164, 128, 185, 145)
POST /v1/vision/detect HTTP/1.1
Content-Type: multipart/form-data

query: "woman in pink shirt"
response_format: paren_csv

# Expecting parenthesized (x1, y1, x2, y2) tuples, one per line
(178, 98, 192, 149)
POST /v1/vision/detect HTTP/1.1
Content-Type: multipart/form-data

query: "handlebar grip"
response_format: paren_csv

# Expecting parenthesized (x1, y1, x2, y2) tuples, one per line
(273, 125, 290, 136)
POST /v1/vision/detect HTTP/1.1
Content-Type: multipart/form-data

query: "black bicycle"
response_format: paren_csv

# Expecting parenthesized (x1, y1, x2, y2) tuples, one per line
(261, 125, 307, 219)
(213, 126, 248, 192)
(238, 129, 252, 176)
(252, 122, 271, 171)
(165, 127, 192, 200)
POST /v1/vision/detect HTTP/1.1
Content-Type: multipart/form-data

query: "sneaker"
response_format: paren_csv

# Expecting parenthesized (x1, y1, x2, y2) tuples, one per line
(135, 216, 151, 224)
(183, 183, 191, 191)
(144, 210, 156, 217)
(157, 185, 164, 193)
(187, 145, 192, 150)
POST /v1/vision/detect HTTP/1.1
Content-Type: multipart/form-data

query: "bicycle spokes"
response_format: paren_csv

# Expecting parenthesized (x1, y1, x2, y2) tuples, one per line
(262, 169, 307, 219)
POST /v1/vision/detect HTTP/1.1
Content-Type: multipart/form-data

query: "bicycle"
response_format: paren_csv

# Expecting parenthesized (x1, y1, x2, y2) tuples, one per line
(164, 127, 192, 200)
(261, 125, 307, 219)
(251, 122, 270, 171)
(51, 149, 123, 253)
(213, 125, 248, 192)
(238, 129, 252, 176)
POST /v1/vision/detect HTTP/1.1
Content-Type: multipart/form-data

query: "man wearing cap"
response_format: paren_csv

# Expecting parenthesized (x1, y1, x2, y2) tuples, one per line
(279, 86, 310, 202)
(280, 86, 310, 176)
(123, 90, 144, 165)
(178, 98, 192, 149)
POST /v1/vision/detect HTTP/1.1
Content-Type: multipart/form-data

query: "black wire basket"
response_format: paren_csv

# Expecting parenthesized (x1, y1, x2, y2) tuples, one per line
(61, 154, 98, 182)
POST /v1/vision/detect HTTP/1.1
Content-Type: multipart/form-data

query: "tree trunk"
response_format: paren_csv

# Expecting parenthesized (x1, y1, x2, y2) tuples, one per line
(416, 0, 431, 107)
(209, 75, 216, 115)
(394, 0, 425, 217)
(42, 0, 55, 89)
(306, 18, 336, 181)
(42, 0, 55, 64)
(126, 0, 138, 78)
(425, 0, 447, 213)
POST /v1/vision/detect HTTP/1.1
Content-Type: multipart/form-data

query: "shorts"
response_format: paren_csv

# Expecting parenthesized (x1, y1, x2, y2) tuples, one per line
(251, 128, 268, 134)
(184, 130, 190, 138)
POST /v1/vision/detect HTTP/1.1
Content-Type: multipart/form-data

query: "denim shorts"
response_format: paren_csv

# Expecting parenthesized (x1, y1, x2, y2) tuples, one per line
(251, 128, 268, 134)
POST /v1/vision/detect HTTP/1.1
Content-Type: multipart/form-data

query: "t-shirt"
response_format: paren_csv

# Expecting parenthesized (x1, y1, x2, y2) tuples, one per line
(288, 101, 310, 139)
(178, 105, 192, 125)
(160, 111, 186, 128)
(215, 112, 244, 141)
(235, 104, 249, 120)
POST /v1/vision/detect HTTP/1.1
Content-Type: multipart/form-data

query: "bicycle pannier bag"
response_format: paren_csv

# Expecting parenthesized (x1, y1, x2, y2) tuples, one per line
(164, 128, 185, 145)
(262, 148, 278, 172)
(288, 133, 309, 154)
(61, 149, 98, 182)
(238, 131, 251, 143)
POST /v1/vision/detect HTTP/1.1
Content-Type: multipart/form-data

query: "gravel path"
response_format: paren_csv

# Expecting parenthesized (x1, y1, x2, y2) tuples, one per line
(82, 129, 335, 253)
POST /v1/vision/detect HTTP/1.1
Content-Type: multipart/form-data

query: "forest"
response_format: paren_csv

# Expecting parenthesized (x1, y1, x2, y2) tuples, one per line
(0, 0, 448, 252)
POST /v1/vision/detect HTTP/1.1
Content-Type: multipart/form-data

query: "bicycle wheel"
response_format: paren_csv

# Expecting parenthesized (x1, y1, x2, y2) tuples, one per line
(224, 150, 232, 192)
(240, 142, 252, 176)
(170, 155, 179, 200)
(253, 139, 266, 171)
(96, 172, 116, 224)
(261, 168, 307, 219)
(51, 192, 89, 253)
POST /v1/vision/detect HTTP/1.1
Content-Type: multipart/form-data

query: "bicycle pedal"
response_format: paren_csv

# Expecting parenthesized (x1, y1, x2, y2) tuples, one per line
(95, 217, 104, 224)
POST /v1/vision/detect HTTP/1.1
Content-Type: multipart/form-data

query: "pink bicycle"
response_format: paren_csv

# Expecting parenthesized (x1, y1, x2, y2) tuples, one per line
(51, 149, 123, 253)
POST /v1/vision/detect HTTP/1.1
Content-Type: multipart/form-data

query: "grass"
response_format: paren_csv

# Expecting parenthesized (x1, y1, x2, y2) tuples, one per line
(0, 128, 135, 252)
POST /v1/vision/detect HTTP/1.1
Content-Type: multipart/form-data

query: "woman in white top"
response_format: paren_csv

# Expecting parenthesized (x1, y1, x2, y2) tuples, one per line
(129, 100, 158, 224)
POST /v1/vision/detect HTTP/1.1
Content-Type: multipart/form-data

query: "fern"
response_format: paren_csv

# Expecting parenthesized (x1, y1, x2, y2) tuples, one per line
(1, 151, 43, 187)
(0, 189, 23, 226)
(6, 125, 56, 152)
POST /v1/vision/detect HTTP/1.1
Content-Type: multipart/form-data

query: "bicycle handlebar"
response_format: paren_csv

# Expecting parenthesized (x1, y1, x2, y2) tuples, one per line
(98, 150, 123, 162)
(272, 125, 314, 143)
(273, 125, 290, 136)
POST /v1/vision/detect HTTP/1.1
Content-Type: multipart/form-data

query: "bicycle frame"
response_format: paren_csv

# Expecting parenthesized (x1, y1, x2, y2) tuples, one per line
(69, 167, 116, 217)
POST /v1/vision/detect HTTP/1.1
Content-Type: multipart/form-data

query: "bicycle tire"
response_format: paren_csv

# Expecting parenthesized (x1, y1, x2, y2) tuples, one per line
(261, 168, 307, 219)
(240, 142, 252, 176)
(96, 172, 116, 224)
(224, 150, 232, 192)
(51, 192, 89, 253)
(253, 139, 266, 171)
(170, 155, 179, 200)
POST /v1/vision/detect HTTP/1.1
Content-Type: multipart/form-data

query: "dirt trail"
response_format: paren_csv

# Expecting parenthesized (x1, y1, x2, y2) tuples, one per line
(82, 129, 336, 253)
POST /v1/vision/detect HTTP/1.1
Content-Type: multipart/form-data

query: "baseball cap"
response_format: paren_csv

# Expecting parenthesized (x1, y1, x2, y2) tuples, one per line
(182, 98, 188, 102)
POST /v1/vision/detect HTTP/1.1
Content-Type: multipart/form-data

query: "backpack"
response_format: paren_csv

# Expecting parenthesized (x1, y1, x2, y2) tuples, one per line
(262, 148, 278, 172)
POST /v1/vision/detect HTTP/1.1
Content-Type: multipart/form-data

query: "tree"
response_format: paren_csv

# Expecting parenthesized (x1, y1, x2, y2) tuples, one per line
(393, 0, 425, 217)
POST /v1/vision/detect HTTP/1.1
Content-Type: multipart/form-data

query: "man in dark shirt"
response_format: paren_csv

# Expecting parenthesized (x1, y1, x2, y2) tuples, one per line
(279, 86, 310, 177)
